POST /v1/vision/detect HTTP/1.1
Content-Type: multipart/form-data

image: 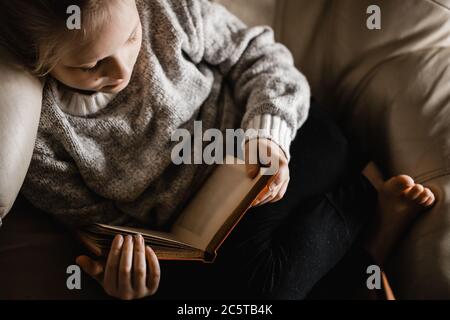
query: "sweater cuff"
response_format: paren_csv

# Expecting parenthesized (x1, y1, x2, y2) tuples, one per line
(243, 114, 294, 161)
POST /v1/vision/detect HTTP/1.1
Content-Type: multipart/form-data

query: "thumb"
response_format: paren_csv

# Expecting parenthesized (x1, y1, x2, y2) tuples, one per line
(76, 255, 104, 282)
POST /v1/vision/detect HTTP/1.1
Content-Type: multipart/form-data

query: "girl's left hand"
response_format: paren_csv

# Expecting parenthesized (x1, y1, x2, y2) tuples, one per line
(244, 138, 290, 206)
(76, 234, 160, 300)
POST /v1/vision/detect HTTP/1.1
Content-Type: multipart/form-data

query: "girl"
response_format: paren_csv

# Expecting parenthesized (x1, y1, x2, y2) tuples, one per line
(0, 0, 435, 300)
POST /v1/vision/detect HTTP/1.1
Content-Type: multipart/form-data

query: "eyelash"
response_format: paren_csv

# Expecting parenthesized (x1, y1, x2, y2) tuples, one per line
(128, 32, 139, 43)
(79, 30, 139, 72)
(81, 63, 100, 73)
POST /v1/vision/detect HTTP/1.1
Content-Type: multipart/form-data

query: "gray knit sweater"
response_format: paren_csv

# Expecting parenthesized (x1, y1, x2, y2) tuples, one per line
(21, 0, 310, 228)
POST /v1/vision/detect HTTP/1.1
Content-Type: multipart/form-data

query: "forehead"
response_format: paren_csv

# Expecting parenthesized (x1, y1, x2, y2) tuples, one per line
(60, 0, 140, 66)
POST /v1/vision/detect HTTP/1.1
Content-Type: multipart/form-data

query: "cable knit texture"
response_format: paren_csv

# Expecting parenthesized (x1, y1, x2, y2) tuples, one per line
(21, 0, 311, 228)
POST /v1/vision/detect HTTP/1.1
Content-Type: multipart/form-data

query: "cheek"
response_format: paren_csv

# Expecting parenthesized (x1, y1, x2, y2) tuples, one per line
(51, 67, 99, 90)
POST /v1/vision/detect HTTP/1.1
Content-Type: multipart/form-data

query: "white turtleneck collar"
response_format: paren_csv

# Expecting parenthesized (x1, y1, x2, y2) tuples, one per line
(52, 80, 117, 117)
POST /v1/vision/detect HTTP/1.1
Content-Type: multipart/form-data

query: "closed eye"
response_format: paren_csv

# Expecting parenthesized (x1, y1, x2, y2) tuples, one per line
(80, 62, 101, 73)
(127, 28, 139, 44)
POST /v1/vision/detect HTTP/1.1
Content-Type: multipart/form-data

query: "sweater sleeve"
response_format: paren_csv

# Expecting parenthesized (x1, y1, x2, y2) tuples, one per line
(20, 152, 126, 227)
(184, 0, 311, 159)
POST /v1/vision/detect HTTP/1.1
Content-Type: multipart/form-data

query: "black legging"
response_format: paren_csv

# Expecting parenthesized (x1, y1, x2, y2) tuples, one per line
(153, 102, 378, 300)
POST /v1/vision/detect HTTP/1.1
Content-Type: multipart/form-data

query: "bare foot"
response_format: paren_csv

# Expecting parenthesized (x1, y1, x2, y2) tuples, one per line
(363, 170, 435, 265)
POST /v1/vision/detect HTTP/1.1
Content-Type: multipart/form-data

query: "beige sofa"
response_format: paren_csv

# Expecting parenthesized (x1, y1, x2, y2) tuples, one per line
(1, 0, 450, 299)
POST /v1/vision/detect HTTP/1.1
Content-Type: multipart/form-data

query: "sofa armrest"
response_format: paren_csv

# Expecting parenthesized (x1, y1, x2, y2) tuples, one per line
(0, 47, 43, 218)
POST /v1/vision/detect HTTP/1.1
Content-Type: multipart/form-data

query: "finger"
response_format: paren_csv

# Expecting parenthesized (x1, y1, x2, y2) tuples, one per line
(104, 235, 124, 294)
(258, 166, 289, 206)
(133, 234, 147, 297)
(257, 184, 279, 206)
(264, 182, 283, 204)
(254, 188, 274, 206)
(76, 255, 104, 283)
(263, 165, 288, 196)
(145, 246, 161, 296)
(271, 164, 289, 187)
(258, 193, 277, 206)
(118, 235, 134, 299)
(270, 178, 290, 203)
(253, 179, 276, 206)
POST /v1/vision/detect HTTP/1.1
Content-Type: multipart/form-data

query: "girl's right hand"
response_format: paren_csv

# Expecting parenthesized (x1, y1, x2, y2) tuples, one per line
(76, 234, 161, 300)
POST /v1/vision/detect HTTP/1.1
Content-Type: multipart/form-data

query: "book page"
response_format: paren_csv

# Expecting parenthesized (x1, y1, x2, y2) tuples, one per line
(171, 156, 270, 251)
(77, 228, 206, 260)
(93, 224, 193, 248)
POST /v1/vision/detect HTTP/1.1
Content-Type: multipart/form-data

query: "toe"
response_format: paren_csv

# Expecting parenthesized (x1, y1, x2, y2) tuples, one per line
(423, 188, 436, 207)
(425, 196, 436, 207)
(418, 195, 430, 205)
(417, 188, 432, 205)
(420, 188, 433, 202)
(387, 175, 415, 194)
(405, 184, 425, 200)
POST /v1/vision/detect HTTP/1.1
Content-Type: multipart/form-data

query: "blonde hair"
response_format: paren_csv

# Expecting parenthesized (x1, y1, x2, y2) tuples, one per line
(0, 0, 115, 77)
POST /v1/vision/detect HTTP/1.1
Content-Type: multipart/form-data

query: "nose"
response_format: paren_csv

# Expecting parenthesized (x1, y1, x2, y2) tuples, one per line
(105, 55, 129, 83)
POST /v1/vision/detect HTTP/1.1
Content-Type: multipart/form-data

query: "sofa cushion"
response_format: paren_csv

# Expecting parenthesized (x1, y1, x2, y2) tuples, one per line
(0, 48, 42, 216)
(213, 0, 277, 27)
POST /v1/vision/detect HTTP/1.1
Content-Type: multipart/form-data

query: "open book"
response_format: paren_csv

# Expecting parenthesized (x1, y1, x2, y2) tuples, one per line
(77, 155, 274, 263)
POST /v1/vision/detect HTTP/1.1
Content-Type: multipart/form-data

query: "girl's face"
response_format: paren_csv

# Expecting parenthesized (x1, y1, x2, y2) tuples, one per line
(51, 0, 142, 94)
